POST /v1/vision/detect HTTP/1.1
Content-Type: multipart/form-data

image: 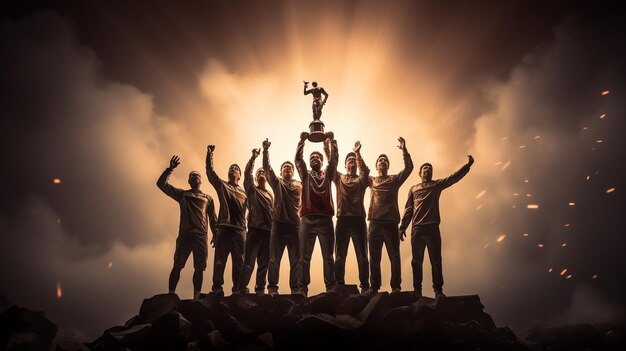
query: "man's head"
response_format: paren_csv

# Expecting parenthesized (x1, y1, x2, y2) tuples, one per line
(255, 168, 267, 187)
(376, 154, 389, 173)
(345, 152, 357, 175)
(188, 171, 202, 190)
(420, 163, 433, 181)
(281, 161, 294, 181)
(228, 164, 241, 183)
(310, 151, 324, 171)
(312, 81, 318, 87)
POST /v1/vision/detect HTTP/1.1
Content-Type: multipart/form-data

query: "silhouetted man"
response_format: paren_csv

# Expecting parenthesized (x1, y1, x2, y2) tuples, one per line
(296, 131, 338, 296)
(399, 156, 474, 298)
(206, 145, 247, 295)
(236, 148, 274, 294)
(304, 81, 329, 120)
(368, 137, 413, 293)
(157, 155, 217, 300)
(332, 141, 371, 294)
(263, 138, 302, 296)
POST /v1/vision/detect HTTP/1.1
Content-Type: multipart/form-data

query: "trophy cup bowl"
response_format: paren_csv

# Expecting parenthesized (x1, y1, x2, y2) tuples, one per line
(308, 120, 327, 142)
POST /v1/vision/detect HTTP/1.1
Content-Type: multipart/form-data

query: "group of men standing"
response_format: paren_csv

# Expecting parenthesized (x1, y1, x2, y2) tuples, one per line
(157, 133, 474, 300)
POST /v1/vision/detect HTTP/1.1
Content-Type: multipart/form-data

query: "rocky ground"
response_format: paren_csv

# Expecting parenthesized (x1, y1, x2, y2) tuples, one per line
(1, 287, 624, 350)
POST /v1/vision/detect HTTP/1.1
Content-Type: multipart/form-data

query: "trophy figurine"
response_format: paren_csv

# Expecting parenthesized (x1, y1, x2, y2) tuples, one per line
(303, 80, 329, 142)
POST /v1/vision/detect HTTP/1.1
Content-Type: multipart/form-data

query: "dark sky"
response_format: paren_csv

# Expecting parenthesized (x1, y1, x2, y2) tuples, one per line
(1, 0, 625, 340)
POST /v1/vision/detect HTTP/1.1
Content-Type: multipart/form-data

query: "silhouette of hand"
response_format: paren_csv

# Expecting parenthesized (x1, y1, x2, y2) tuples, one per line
(326, 131, 334, 140)
(353, 141, 362, 153)
(252, 148, 260, 158)
(262, 138, 271, 150)
(468, 155, 474, 166)
(210, 236, 215, 248)
(207, 145, 215, 153)
(170, 155, 180, 169)
(398, 137, 406, 151)
(300, 132, 309, 141)
(399, 228, 406, 242)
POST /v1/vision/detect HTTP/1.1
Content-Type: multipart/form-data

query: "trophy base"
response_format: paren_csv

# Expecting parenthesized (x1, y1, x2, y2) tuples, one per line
(308, 120, 327, 143)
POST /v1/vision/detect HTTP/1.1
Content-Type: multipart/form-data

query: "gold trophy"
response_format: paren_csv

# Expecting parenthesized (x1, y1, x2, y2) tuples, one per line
(303, 80, 329, 142)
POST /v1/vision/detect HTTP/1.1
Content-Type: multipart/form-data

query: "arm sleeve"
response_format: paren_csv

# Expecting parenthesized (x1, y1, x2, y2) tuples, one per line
(441, 162, 471, 189)
(326, 139, 339, 180)
(396, 148, 414, 186)
(156, 168, 184, 202)
(357, 151, 370, 187)
(263, 150, 279, 189)
(208, 198, 218, 236)
(205, 151, 223, 192)
(295, 140, 307, 181)
(399, 189, 415, 231)
(244, 155, 255, 192)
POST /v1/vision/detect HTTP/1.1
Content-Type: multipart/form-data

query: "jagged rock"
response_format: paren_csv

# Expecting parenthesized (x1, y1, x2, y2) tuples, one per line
(336, 294, 370, 315)
(1, 305, 58, 351)
(138, 293, 180, 323)
(300, 292, 345, 315)
(333, 284, 359, 295)
(123, 315, 145, 328)
(256, 332, 273, 349)
(197, 330, 228, 350)
(53, 328, 89, 351)
(105, 323, 151, 350)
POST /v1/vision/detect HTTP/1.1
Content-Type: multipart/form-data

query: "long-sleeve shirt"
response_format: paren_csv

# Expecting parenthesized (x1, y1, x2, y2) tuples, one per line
(367, 150, 414, 223)
(157, 167, 217, 237)
(206, 152, 247, 230)
(263, 150, 302, 225)
(400, 163, 471, 229)
(334, 152, 369, 217)
(295, 138, 338, 217)
(244, 155, 274, 231)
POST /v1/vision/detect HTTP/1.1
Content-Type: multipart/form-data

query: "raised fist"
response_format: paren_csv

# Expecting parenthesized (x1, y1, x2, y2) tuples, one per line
(262, 138, 271, 150)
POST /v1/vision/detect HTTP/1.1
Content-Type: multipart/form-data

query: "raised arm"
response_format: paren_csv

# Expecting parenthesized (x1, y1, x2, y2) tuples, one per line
(156, 155, 184, 202)
(354, 141, 370, 186)
(399, 189, 415, 241)
(205, 145, 223, 189)
(396, 137, 414, 186)
(304, 82, 312, 95)
(441, 155, 474, 189)
(295, 132, 309, 180)
(244, 148, 259, 192)
(262, 138, 279, 188)
(326, 132, 338, 180)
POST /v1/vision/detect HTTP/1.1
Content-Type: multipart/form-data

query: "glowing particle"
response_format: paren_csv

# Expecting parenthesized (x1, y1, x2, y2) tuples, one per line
(526, 194, 533, 197)
(586, 176, 590, 181)
(561, 243, 567, 247)
(512, 205, 517, 208)
(513, 193, 519, 196)
(108, 262, 113, 269)
(475, 205, 483, 211)
(524, 179, 529, 183)
(494, 161, 502, 166)
(606, 188, 616, 194)
(476, 190, 487, 199)
(600, 114, 606, 119)
(601, 90, 610, 95)
(569, 202, 575, 206)
(501, 137, 508, 141)
(597, 140, 603, 143)
(53, 178, 61, 184)
(534, 135, 541, 139)
(56, 281, 62, 298)
(519, 145, 526, 149)
(564, 224, 570, 227)
(582, 126, 588, 130)
(527, 204, 539, 209)
(497, 234, 506, 242)
(523, 233, 529, 237)
(566, 275, 572, 279)
(548, 267, 553, 272)
(501, 161, 511, 171)
(560, 269, 568, 276)
(592, 147, 596, 151)
(592, 274, 598, 280)
(484, 244, 490, 249)
(538, 244, 544, 248)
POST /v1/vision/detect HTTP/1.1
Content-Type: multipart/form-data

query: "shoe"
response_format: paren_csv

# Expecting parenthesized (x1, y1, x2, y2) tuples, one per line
(434, 290, 446, 298)
(268, 289, 278, 297)
(255, 289, 266, 296)
(210, 289, 224, 297)
(414, 289, 422, 297)
(360, 288, 370, 296)
(369, 288, 379, 295)
(391, 288, 401, 294)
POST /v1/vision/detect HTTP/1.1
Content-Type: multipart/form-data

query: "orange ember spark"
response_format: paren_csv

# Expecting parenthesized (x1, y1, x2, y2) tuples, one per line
(601, 90, 610, 95)
(501, 161, 511, 170)
(494, 161, 502, 166)
(476, 190, 486, 199)
(569, 202, 575, 206)
(56, 281, 62, 298)
(600, 114, 606, 119)
(597, 140, 603, 143)
(564, 224, 570, 227)
(523, 233, 529, 237)
(53, 178, 61, 184)
(586, 176, 590, 181)
(519, 145, 526, 149)
(566, 275, 572, 279)
(560, 269, 568, 276)
(534, 135, 541, 139)
(526, 194, 533, 197)
(108, 262, 113, 268)
(606, 187, 616, 193)
(592, 274, 598, 280)
(524, 179, 529, 183)
(538, 244, 544, 248)
(561, 243, 567, 247)
(582, 126, 589, 130)
(527, 204, 539, 209)
(497, 234, 506, 242)
(548, 268, 553, 272)
(513, 193, 519, 196)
